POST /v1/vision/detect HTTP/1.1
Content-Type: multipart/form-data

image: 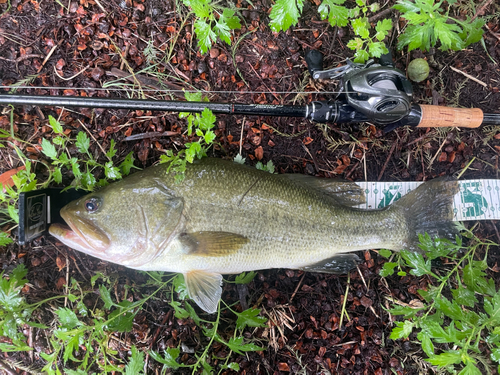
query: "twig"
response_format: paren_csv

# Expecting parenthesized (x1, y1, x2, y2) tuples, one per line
(428, 136, 448, 170)
(38, 39, 63, 73)
(377, 141, 396, 181)
(77, 119, 111, 161)
(345, 161, 360, 179)
(449, 66, 487, 88)
(339, 273, 351, 330)
(368, 8, 393, 23)
(239, 116, 246, 156)
(289, 273, 305, 303)
(302, 144, 320, 173)
(471, 0, 494, 21)
(124, 131, 178, 141)
(0, 54, 43, 62)
(53, 65, 88, 81)
(485, 24, 500, 43)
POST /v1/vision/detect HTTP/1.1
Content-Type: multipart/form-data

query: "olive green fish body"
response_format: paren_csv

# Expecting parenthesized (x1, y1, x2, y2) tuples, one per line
(49, 158, 459, 313)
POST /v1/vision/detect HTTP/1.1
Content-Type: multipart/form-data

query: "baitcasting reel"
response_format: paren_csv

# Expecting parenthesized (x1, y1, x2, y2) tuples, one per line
(305, 50, 413, 125)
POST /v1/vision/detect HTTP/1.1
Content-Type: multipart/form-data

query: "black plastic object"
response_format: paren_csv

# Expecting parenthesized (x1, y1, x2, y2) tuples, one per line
(305, 50, 324, 77)
(379, 50, 394, 67)
(18, 188, 87, 245)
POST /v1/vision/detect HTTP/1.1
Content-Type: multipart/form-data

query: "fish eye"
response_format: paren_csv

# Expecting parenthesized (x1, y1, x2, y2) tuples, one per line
(84, 198, 100, 213)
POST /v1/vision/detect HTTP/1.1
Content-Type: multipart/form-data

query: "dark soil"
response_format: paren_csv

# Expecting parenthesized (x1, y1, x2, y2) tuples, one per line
(0, 0, 499, 374)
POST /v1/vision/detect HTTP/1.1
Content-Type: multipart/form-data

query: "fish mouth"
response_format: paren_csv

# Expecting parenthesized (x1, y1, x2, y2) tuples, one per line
(49, 208, 110, 254)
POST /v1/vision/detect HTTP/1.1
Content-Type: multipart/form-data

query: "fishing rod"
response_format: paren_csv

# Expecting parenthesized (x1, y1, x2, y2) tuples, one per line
(1, 51, 499, 132)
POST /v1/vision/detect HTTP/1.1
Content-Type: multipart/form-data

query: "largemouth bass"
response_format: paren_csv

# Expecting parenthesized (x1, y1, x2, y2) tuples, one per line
(49, 158, 459, 313)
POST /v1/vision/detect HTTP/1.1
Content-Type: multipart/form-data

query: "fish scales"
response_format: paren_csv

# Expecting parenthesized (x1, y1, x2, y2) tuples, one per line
(49, 157, 459, 312)
(169, 159, 405, 273)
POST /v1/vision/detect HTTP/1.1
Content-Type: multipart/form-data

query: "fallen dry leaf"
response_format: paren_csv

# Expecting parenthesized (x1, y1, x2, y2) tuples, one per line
(0, 166, 25, 191)
(254, 146, 263, 160)
(56, 256, 66, 271)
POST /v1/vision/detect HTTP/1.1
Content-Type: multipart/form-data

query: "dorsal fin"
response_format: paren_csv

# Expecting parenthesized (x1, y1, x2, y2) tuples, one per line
(282, 174, 365, 206)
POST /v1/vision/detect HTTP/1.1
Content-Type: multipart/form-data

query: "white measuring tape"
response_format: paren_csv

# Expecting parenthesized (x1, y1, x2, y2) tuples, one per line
(356, 180, 500, 221)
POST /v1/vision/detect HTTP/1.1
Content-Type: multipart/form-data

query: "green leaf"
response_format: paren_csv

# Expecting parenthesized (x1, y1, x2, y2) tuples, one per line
(8, 204, 19, 223)
(458, 361, 482, 375)
(0, 343, 33, 352)
(368, 41, 387, 58)
(419, 332, 435, 356)
(53, 167, 62, 184)
(226, 336, 265, 354)
(375, 18, 392, 40)
(458, 18, 485, 47)
(194, 19, 216, 54)
(347, 37, 364, 51)
(318, 0, 349, 27)
(55, 307, 82, 329)
(49, 115, 64, 134)
(104, 161, 122, 180)
(149, 348, 180, 369)
(463, 261, 495, 296)
(433, 18, 463, 51)
(214, 9, 241, 45)
(236, 308, 267, 331)
(434, 296, 463, 321)
(81, 172, 96, 190)
(233, 154, 246, 164)
(125, 346, 144, 375)
(75, 132, 90, 154)
(353, 49, 370, 63)
(234, 271, 256, 284)
(41, 138, 58, 160)
(52, 136, 65, 146)
(184, 302, 201, 326)
(107, 302, 136, 332)
(269, 0, 305, 33)
(380, 262, 397, 277)
(223, 362, 240, 371)
(351, 17, 369, 39)
(427, 350, 462, 366)
(401, 250, 431, 277)
(203, 130, 216, 144)
(106, 139, 117, 159)
(184, 91, 204, 102)
(170, 301, 189, 319)
(378, 249, 392, 258)
(119, 152, 136, 176)
(99, 285, 115, 309)
(62, 333, 82, 363)
(484, 291, 500, 325)
(451, 287, 477, 308)
(491, 348, 500, 363)
(390, 320, 414, 339)
(198, 108, 216, 131)
(187, 0, 210, 18)
(173, 274, 189, 300)
(0, 231, 13, 246)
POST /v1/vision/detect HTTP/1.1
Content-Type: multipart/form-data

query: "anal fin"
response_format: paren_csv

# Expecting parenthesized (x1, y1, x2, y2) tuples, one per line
(300, 253, 361, 274)
(184, 270, 222, 313)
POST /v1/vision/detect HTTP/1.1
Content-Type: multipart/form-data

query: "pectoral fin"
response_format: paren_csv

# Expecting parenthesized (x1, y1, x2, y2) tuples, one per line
(300, 253, 361, 274)
(184, 270, 223, 313)
(180, 231, 249, 256)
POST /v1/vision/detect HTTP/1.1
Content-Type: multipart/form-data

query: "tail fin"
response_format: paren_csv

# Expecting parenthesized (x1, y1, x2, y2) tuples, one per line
(391, 178, 460, 252)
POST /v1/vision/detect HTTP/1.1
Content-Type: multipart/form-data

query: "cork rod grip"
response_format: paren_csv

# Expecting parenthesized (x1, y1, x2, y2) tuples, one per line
(417, 105, 483, 128)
